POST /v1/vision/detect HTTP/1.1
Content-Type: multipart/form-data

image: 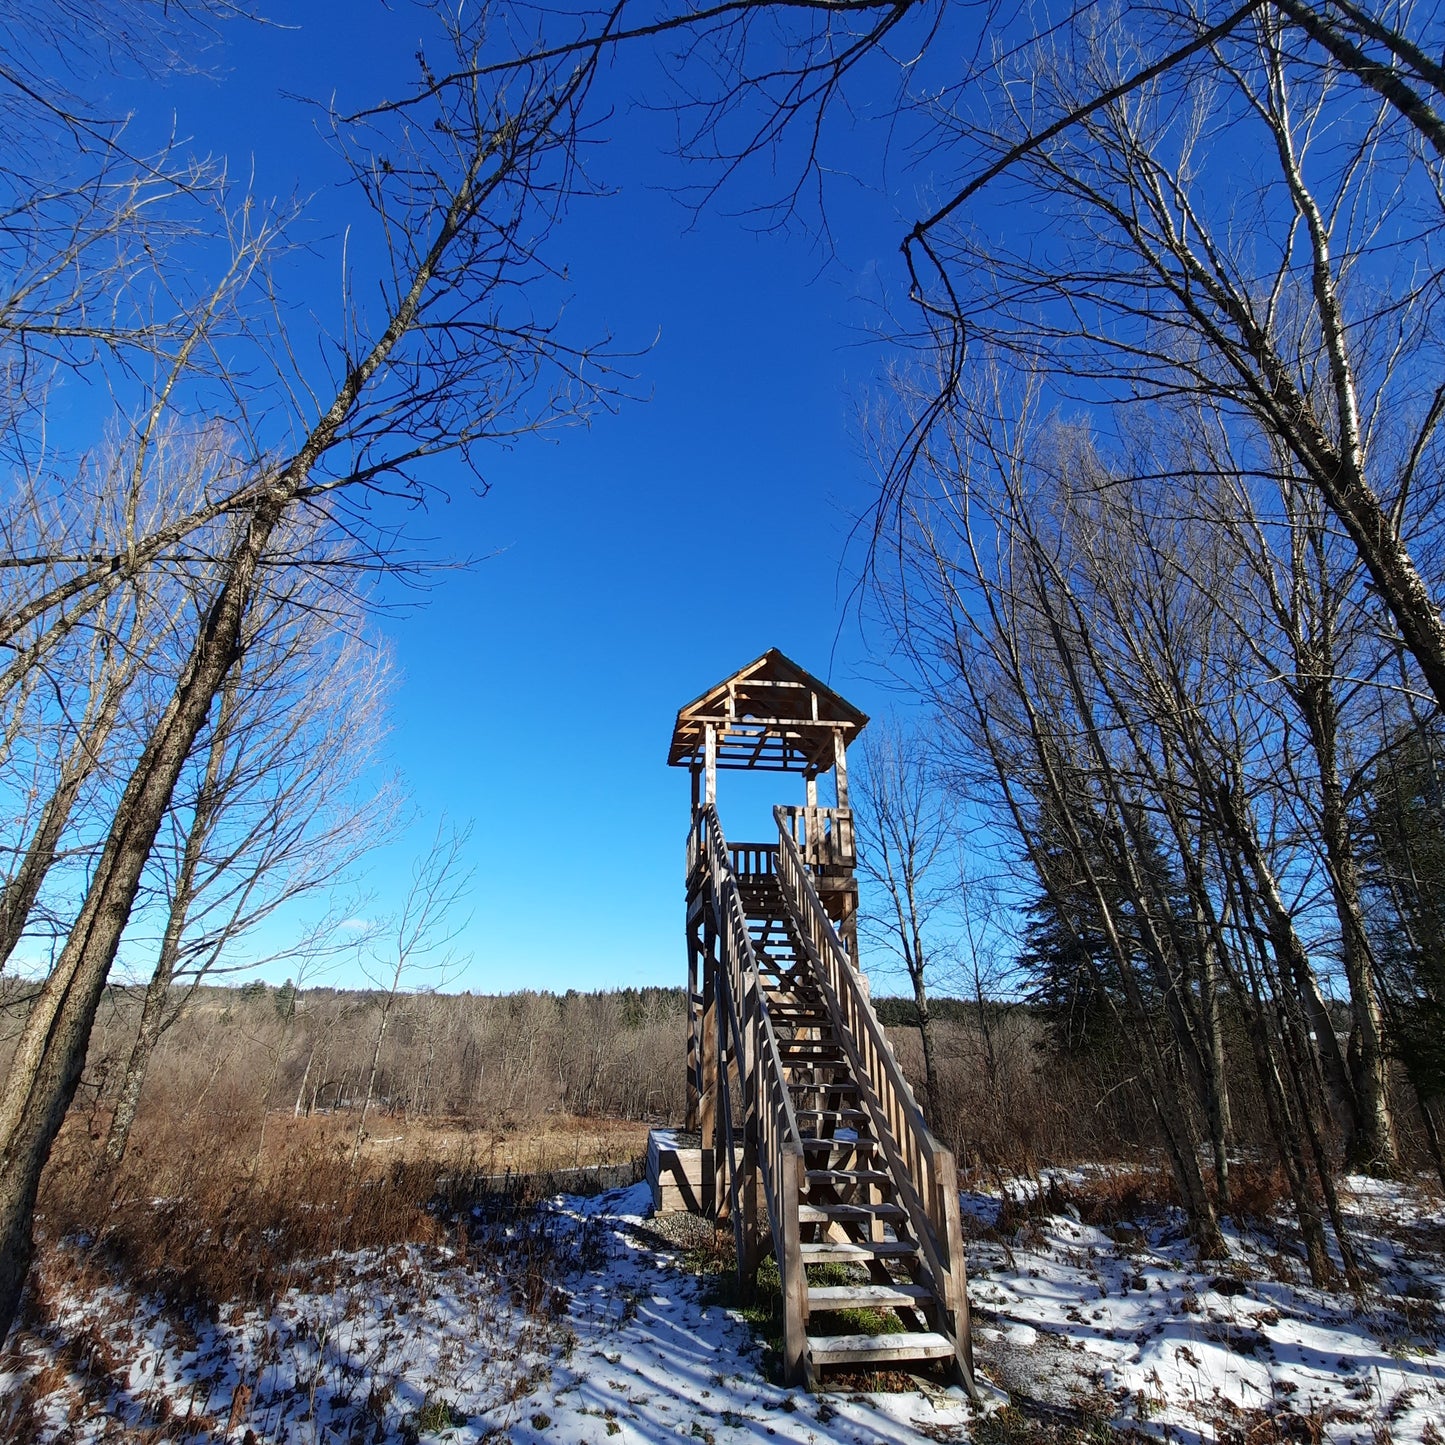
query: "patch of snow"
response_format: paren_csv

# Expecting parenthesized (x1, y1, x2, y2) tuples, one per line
(965, 1168, 1445, 1442)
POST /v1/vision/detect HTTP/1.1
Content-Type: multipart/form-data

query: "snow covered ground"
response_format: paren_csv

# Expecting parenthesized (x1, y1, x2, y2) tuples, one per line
(2, 1171, 1442, 1442)
(965, 1170, 1445, 1443)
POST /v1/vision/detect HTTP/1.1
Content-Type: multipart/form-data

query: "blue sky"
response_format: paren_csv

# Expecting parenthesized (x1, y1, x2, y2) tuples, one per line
(99, 0, 974, 994)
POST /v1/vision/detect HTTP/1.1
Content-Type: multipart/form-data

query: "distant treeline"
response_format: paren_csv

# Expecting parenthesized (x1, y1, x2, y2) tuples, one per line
(0, 982, 692, 1143)
(7, 975, 1392, 1181)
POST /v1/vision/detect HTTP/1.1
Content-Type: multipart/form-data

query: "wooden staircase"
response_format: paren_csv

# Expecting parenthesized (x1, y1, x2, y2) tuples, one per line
(686, 804, 977, 1394)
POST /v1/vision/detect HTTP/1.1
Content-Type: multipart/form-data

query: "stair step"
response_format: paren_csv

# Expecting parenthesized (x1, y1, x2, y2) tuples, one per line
(807, 1331, 955, 1365)
(795, 1109, 867, 1121)
(800, 1135, 875, 1150)
(798, 1201, 906, 1223)
(807, 1283, 933, 1310)
(802, 1239, 918, 1263)
(806, 1168, 892, 1187)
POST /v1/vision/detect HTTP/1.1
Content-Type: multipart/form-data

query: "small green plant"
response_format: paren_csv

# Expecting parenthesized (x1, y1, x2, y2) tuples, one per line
(413, 1398, 465, 1435)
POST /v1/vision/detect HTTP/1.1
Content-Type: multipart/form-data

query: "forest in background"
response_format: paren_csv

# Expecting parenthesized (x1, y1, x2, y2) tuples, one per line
(16, 975, 1434, 1190)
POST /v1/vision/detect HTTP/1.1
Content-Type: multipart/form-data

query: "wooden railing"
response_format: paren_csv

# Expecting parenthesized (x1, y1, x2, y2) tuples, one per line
(696, 805, 808, 1383)
(778, 804, 856, 870)
(729, 842, 778, 879)
(773, 805, 974, 1377)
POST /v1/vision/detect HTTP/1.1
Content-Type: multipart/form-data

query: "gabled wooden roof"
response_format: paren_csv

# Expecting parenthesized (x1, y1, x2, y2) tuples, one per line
(668, 649, 869, 774)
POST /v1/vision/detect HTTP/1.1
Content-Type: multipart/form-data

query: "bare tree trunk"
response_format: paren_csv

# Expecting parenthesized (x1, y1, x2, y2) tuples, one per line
(1419, 1097, 1445, 1194)
(102, 972, 170, 1170)
(0, 603, 141, 970)
(913, 982, 938, 1117)
(0, 491, 285, 1337)
(0, 49, 572, 1326)
(352, 1000, 392, 1169)
(1299, 679, 1399, 1174)
(102, 664, 244, 1169)
(985, 697, 1226, 1253)
(1199, 929, 1233, 1205)
(294, 1041, 317, 1119)
(1216, 779, 1361, 1140)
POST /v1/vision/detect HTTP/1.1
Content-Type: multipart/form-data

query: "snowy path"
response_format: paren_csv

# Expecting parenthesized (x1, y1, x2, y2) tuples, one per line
(486, 1183, 978, 1444)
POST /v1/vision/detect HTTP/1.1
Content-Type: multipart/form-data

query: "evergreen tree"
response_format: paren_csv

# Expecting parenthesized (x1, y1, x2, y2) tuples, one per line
(1018, 788, 1197, 1053)
(1359, 722, 1445, 1107)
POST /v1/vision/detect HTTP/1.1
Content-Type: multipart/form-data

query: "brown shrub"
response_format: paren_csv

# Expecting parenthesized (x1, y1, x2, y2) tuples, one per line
(1067, 1167, 1181, 1225)
(1225, 1161, 1292, 1222)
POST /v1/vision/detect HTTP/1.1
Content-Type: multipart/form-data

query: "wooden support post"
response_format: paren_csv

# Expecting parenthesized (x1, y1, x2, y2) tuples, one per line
(840, 888, 861, 968)
(740, 952, 762, 1283)
(685, 926, 701, 1132)
(805, 774, 818, 808)
(937, 1155, 979, 1397)
(714, 954, 729, 1221)
(704, 723, 717, 808)
(832, 727, 849, 810)
(741, 1131, 762, 1281)
(699, 914, 718, 1217)
(690, 763, 700, 814)
(780, 1147, 810, 1388)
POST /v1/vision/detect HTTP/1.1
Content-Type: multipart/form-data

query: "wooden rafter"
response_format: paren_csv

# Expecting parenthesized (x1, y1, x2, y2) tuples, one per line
(668, 648, 868, 773)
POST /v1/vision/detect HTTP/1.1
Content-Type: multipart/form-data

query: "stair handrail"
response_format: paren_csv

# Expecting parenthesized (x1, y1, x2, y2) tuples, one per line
(698, 804, 809, 1383)
(772, 805, 973, 1356)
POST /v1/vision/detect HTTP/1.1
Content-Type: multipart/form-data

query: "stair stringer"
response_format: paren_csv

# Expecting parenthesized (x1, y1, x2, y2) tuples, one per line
(771, 813, 979, 1398)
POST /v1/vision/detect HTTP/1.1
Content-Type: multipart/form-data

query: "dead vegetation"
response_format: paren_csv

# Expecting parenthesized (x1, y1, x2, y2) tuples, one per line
(32, 1108, 646, 1320)
(3, 1099, 635, 1443)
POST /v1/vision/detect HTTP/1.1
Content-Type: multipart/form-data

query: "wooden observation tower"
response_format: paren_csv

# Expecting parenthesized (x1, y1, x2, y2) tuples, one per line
(667, 649, 977, 1393)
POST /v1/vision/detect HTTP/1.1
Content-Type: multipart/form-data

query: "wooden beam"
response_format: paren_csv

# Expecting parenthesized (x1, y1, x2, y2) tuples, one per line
(699, 912, 718, 1216)
(686, 926, 701, 1132)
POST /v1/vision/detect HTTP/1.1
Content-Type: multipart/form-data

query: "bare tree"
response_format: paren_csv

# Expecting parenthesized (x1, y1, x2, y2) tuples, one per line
(852, 720, 952, 1116)
(0, 428, 251, 975)
(473, 0, 1445, 720)
(871, 367, 1383, 1279)
(888, 4, 1445, 717)
(0, 5, 622, 1338)
(352, 822, 472, 1168)
(100, 583, 397, 1168)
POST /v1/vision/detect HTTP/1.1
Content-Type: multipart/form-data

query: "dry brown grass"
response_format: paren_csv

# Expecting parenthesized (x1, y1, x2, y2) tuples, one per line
(340, 1112, 651, 1173)
(989, 1161, 1293, 1238)
(5, 1104, 620, 1444)
(1225, 1161, 1294, 1222)
(32, 1108, 646, 1319)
